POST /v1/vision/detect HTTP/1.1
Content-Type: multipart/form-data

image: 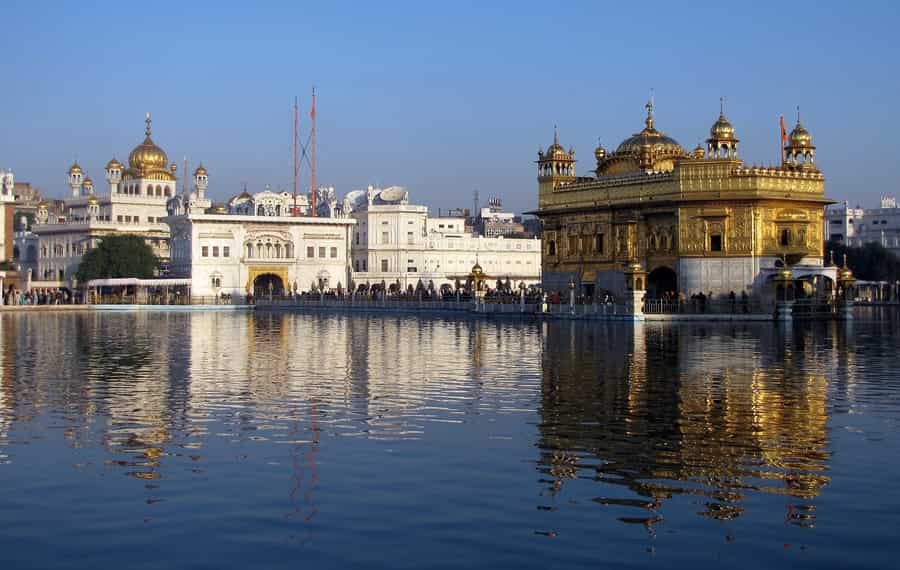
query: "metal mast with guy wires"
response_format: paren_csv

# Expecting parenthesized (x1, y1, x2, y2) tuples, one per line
(310, 87, 317, 217)
(293, 96, 299, 216)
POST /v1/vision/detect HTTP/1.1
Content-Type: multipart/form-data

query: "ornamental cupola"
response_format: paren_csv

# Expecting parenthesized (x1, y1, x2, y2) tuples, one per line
(783, 108, 817, 171)
(537, 126, 576, 189)
(707, 97, 739, 159)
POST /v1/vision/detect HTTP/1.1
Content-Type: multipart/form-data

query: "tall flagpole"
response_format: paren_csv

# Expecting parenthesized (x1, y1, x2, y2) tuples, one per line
(310, 86, 317, 217)
(293, 96, 299, 216)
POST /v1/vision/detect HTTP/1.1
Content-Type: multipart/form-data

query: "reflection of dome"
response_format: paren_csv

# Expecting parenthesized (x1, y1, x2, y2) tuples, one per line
(86, 196, 99, 206)
(790, 121, 813, 147)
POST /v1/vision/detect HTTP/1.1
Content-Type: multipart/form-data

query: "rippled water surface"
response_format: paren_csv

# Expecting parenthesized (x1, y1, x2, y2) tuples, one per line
(1, 310, 899, 569)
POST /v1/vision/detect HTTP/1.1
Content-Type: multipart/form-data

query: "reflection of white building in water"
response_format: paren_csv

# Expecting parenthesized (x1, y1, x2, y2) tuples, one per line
(346, 186, 541, 291)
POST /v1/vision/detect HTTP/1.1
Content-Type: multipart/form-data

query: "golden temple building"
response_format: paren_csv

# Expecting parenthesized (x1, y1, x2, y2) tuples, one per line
(533, 100, 836, 299)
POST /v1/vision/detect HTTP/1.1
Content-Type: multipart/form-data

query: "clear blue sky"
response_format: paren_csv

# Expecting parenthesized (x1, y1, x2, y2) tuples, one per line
(2, 1, 899, 214)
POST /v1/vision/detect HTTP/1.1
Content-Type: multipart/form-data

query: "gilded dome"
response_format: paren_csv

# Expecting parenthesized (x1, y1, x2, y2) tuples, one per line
(542, 127, 573, 159)
(615, 124, 686, 156)
(83, 177, 93, 186)
(709, 113, 736, 140)
(106, 157, 123, 170)
(789, 121, 813, 147)
(127, 113, 171, 176)
(68, 161, 82, 175)
(129, 137, 168, 173)
(194, 164, 208, 176)
(614, 105, 686, 157)
(594, 141, 607, 161)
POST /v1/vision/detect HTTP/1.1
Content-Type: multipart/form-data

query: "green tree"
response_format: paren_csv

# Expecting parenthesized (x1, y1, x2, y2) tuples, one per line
(825, 240, 900, 281)
(75, 234, 158, 283)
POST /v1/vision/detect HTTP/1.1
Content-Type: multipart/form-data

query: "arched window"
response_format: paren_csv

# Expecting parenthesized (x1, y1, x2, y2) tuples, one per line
(285, 243, 293, 258)
(274, 243, 282, 258)
(548, 240, 556, 256)
(165, 186, 171, 196)
(246, 243, 253, 258)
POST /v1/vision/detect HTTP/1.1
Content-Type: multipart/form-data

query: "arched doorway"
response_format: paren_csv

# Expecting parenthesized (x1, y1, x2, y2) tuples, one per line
(253, 273, 284, 297)
(647, 266, 677, 299)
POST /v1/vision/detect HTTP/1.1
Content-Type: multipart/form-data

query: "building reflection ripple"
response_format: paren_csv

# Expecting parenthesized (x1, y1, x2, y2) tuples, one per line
(537, 321, 844, 528)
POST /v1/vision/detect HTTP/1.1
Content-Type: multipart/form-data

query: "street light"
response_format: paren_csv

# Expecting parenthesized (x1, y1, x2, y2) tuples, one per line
(568, 278, 576, 312)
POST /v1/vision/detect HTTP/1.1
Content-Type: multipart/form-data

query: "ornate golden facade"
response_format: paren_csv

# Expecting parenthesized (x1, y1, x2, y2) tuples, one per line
(534, 101, 832, 297)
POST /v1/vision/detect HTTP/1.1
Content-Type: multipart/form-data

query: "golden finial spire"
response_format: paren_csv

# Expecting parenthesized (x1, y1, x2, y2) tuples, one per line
(720, 96, 725, 117)
(145, 112, 152, 137)
(553, 124, 559, 146)
(796, 105, 801, 125)
(645, 89, 655, 129)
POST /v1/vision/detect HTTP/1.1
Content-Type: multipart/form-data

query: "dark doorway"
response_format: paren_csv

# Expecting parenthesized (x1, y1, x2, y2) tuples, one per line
(253, 273, 284, 297)
(647, 266, 678, 299)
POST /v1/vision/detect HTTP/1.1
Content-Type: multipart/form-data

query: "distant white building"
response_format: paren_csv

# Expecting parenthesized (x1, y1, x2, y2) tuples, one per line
(165, 191, 354, 299)
(347, 186, 541, 292)
(1, 169, 15, 263)
(30, 114, 193, 284)
(826, 196, 900, 257)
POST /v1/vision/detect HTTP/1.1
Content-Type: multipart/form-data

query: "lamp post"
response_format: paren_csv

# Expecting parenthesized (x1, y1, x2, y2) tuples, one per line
(568, 278, 575, 313)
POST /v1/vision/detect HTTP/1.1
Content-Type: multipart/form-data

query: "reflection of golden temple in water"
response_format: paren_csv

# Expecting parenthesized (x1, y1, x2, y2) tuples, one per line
(537, 321, 854, 526)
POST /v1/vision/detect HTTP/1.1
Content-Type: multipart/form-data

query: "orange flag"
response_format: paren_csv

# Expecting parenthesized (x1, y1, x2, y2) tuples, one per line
(780, 115, 788, 146)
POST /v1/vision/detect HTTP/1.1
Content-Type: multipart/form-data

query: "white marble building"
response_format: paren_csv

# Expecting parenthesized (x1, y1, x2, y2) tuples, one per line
(347, 186, 541, 291)
(30, 114, 194, 284)
(165, 208, 354, 299)
(826, 196, 900, 257)
(0, 169, 14, 263)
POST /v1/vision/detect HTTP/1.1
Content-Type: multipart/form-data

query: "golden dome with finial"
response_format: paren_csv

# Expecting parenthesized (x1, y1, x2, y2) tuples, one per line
(543, 126, 572, 160)
(594, 140, 607, 162)
(790, 121, 813, 148)
(83, 176, 93, 186)
(127, 113, 173, 178)
(596, 99, 688, 176)
(707, 97, 736, 141)
(194, 164, 208, 176)
(106, 157, 123, 170)
(68, 161, 82, 175)
(614, 100, 686, 157)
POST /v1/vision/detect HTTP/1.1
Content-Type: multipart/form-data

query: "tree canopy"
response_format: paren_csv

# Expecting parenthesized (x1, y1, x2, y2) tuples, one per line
(75, 234, 158, 283)
(825, 240, 900, 281)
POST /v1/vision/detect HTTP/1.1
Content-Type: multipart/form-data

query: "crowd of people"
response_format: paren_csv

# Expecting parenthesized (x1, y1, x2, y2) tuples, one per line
(2, 286, 76, 306)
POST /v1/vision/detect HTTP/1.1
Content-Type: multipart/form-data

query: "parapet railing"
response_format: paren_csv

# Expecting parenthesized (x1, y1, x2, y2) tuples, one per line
(642, 299, 774, 315)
